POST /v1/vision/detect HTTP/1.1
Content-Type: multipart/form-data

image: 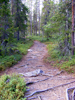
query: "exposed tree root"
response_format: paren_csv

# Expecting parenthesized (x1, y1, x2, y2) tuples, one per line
(26, 71, 64, 86)
(38, 96, 42, 100)
(25, 80, 75, 98)
(27, 96, 38, 100)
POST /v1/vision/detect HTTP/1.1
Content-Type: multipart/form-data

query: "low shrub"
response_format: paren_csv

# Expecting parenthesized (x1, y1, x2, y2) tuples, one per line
(46, 40, 75, 73)
(0, 74, 27, 100)
(0, 54, 22, 71)
(0, 39, 33, 71)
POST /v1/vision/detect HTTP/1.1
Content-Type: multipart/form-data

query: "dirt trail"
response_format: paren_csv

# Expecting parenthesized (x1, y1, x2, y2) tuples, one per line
(0, 41, 75, 100)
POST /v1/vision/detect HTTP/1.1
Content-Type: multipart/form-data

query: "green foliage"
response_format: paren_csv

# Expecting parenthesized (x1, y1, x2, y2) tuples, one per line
(41, 0, 72, 56)
(27, 35, 46, 42)
(43, 24, 53, 40)
(16, 40, 33, 55)
(0, 54, 22, 71)
(0, 0, 9, 3)
(0, 74, 27, 100)
(46, 41, 60, 59)
(0, 39, 33, 71)
(45, 38, 75, 73)
(58, 56, 75, 73)
(0, 0, 17, 56)
(14, 0, 28, 40)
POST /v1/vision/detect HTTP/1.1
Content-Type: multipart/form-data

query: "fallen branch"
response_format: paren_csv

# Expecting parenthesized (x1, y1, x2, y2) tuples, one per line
(25, 80, 75, 98)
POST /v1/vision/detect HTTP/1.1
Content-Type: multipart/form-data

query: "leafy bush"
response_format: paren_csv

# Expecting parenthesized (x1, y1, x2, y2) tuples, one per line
(0, 74, 27, 100)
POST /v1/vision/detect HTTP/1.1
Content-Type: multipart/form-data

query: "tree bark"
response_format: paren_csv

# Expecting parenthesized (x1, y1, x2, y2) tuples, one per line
(17, 30, 19, 40)
(39, 0, 40, 35)
(72, 0, 75, 55)
(30, 0, 32, 36)
(11, 0, 15, 15)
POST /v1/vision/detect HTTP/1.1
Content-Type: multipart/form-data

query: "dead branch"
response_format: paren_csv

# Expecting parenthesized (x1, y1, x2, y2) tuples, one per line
(25, 80, 75, 98)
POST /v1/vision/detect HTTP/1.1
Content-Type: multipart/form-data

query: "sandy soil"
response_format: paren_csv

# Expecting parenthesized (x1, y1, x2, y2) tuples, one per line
(0, 41, 75, 100)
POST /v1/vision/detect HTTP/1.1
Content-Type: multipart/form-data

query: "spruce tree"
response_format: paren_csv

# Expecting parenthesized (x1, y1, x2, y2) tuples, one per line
(0, 0, 15, 55)
(14, 0, 28, 40)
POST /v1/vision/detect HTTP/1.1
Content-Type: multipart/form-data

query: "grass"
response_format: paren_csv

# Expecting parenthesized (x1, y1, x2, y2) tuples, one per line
(0, 39, 33, 71)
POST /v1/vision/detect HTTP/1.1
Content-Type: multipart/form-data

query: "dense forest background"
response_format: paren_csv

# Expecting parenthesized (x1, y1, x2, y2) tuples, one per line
(0, 0, 75, 73)
(1, 0, 75, 100)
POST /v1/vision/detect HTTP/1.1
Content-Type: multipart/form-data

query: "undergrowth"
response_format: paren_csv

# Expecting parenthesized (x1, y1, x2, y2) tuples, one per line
(27, 35, 47, 42)
(0, 74, 27, 100)
(0, 39, 33, 71)
(46, 40, 75, 73)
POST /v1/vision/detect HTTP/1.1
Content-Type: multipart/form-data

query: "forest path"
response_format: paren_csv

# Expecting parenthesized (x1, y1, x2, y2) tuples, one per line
(0, 41, 75, 100)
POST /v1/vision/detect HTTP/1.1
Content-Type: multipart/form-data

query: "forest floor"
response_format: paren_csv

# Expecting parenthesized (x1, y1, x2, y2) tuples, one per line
(0, 41, 75, 100)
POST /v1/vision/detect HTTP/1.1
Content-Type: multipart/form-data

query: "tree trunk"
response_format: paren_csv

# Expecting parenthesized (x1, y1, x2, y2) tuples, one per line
(39, 0, 40, 35)
(11, 0, 14, 15)
(72, 0, 75, 55)
(17, 30, 19, 40)
(65, 9, 70, 55)
(30, 0, 32, 36)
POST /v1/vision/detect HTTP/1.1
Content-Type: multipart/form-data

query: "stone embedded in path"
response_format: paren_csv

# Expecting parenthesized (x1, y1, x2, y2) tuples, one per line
(28, 49, 32, 52)
(19, 69, 43, 77)
(36, 65, 44, 67)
